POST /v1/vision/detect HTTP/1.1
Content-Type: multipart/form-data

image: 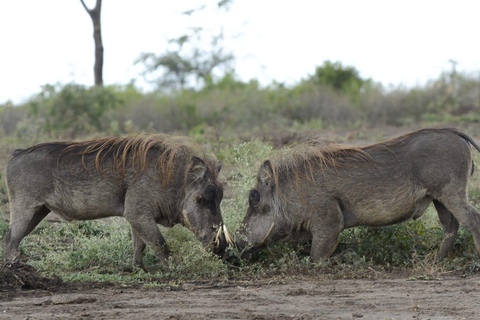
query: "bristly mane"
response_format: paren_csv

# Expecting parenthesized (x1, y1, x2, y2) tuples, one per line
(17, 134, 218, 186)
(260, 139, 374, 224)
(265, 128, 475, 188)
(267, 139, 373, 186)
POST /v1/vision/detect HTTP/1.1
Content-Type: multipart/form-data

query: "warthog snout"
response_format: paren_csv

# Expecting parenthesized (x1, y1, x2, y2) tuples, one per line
(212, 224, 234, 256)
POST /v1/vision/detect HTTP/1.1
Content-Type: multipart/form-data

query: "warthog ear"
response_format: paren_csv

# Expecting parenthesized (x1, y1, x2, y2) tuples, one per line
(259, 160, 274, 188)
(188, 156, 208, 181)
(217, 161, 222, 173)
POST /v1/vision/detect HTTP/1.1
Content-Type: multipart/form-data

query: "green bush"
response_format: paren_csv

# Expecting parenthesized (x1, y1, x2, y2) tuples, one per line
(6, 66, 478, 138)
(337, 210, 443, 267)
(28, 83, 120, 138)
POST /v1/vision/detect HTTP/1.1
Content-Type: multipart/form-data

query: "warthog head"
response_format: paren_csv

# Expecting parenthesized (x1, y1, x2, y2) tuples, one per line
(181, 157, 232, 256)
(234, 160, 285, 258)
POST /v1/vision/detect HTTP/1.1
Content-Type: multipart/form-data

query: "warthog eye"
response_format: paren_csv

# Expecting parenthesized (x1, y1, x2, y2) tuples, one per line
(202, 184, 217, 202)
(249, 190, 260, 206)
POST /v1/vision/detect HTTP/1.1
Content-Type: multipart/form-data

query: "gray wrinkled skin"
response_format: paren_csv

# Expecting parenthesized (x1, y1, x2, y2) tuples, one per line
(4, 137, 226, 269)
(236, 128, 480, 261)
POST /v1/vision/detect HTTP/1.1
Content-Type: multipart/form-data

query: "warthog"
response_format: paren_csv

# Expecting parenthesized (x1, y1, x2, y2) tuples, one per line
(235, 128, 480, 261)
(4, 134, 232, 269)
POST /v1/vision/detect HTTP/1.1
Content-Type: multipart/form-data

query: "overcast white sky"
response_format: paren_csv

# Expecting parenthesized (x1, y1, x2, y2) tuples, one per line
(1, 0, 480, 104)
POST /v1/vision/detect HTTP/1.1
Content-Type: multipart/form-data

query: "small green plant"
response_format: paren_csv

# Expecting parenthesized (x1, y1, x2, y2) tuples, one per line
(337, 206, 441, 267)
(221, 140, 273, 235)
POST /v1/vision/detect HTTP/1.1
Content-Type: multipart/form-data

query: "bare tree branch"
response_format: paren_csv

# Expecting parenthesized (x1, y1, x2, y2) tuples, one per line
(79, 0, 90, 13)
(80, 0, 104, 86)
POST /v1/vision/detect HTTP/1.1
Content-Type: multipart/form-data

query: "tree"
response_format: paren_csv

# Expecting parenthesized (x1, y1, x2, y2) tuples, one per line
(311, 60, 366, 93)
(80, 0, 104, 86)
(136, 1, 235, 91)
(307, 60, 372, 104)
(136, 31, 234, 90)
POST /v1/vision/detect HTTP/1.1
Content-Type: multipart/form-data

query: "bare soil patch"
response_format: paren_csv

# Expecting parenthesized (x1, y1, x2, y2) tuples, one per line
(0, 262, 62, 291)
(2, 264, 480, 320)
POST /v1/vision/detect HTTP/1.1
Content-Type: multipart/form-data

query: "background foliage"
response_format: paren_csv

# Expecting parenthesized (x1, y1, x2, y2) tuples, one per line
(2, 61, 479, 138)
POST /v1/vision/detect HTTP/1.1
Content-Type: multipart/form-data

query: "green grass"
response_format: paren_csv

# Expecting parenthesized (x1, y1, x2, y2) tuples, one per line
(1, 129, 480, 285)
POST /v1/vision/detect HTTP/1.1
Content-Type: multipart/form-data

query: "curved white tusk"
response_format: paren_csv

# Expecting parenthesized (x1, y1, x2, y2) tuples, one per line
(223, 224, 235, 246)
(215, 226, 223, 248)
(261, 222, 275, 244)
(182, 210, 194, 232)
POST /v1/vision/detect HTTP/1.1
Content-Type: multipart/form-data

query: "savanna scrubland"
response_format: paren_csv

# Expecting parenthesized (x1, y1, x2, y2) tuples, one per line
(2, 63, 480, 319)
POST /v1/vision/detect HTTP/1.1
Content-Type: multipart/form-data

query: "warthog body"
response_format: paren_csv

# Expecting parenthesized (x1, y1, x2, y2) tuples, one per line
(236, 128, 480, 261)
(4, 134, 228, 268)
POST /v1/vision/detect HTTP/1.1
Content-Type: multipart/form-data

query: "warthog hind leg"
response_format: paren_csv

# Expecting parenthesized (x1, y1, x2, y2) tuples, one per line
(4, 204, 50, 261)
(439, 192, 480, 259)
(434, 200, 460, 259)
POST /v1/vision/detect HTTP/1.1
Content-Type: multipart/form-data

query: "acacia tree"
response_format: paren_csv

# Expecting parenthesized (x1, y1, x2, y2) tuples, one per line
(136, 31, 234, 90)
(80, 0, 104, 86)
(136, 1, 235, 91)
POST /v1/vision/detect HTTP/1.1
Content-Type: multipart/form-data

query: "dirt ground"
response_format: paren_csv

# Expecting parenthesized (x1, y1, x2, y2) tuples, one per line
(1, 263, 480, 320)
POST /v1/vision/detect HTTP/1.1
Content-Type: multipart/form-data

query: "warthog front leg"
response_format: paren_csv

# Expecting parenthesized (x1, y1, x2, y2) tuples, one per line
(309, 202, 344, 261)
(434, 200, 460, 259)
(125, 215, 170, 269)
(131, 227, 147, 270)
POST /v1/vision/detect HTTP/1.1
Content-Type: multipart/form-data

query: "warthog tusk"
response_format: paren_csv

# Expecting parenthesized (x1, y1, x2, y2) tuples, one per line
(182, 210, 194, 232)
(215, 226, 223, 248)
(261, 222, 275, 244)
(223, 224, 234, 247)
(214, 224, 235, 248)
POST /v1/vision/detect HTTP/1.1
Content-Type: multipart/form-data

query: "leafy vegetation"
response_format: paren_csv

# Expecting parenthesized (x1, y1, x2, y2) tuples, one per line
(1, 62, 480, 284)
(2, 61, 480, 138)
(27, 83, 120, 138)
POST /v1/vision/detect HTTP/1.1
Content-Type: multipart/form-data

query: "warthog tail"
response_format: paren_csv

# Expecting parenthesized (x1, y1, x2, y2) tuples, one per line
(456, 130, 480, 154)
(454, 129, 480, 176)
(11, 149, 24, 157)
